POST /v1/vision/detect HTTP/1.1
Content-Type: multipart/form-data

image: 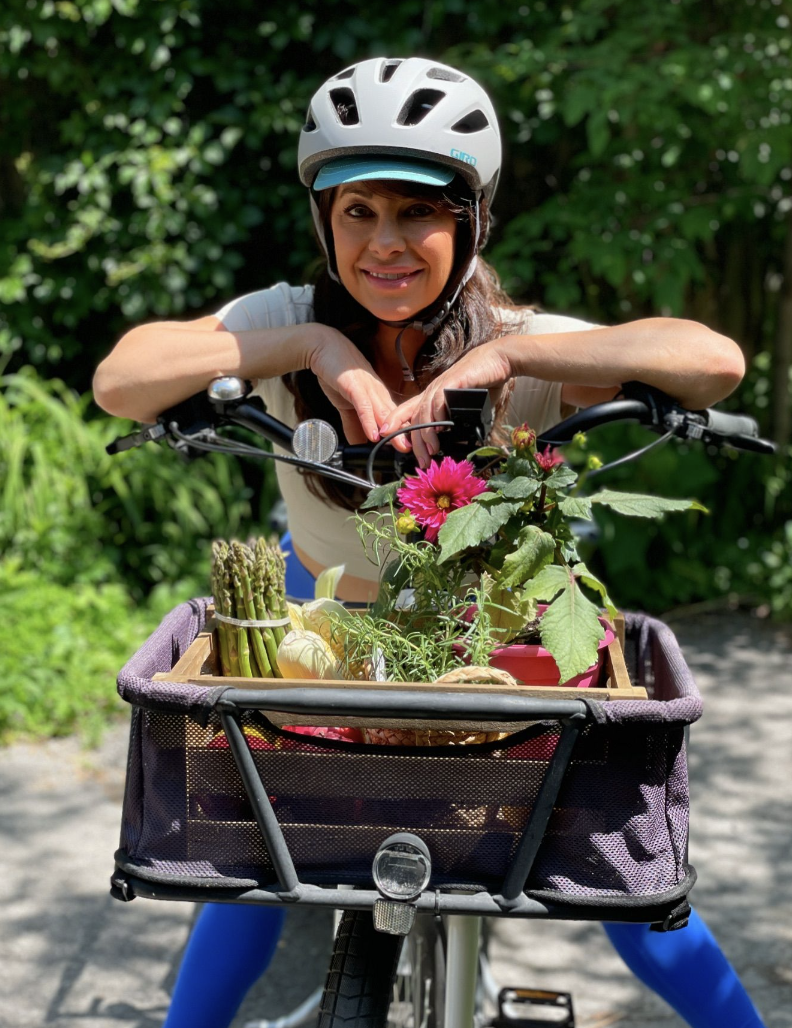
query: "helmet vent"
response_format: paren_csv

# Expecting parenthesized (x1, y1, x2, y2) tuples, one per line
(329, 88, 360, 126)
(398, 89, 446, 126)
(380, 60, 403, 83)
(303, 107, 317, 132)
(451, 109, 489, 134)
(333, 67, 355, 80)
(427, 67, 465, 83)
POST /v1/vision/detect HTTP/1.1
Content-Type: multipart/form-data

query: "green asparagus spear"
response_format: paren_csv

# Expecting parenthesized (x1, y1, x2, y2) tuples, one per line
(229, 549, 254, 677)
(211, 541, 233, 676)
(231, 541, 272, 678)
(251, 544, 283, 676)
(213, 541, 241, 676)
(267, 544, 289, 647)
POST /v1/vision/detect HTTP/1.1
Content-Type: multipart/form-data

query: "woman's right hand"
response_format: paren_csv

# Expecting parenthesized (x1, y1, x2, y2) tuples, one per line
(305, 327, 396, 444)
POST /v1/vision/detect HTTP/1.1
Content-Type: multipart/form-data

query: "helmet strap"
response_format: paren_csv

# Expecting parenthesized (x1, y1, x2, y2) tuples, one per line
(310, 195, 340, 282)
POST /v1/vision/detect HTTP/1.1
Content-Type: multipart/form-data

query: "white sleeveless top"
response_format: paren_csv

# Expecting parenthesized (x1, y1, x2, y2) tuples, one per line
(215, 283, 597, 582)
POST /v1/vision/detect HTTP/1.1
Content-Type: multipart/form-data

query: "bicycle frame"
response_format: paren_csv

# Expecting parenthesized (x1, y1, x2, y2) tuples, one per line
(446, 915, 481, 1027)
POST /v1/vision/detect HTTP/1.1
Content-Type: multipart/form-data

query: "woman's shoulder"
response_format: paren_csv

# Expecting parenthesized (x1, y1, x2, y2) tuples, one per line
(214, 282, 315, 331)
(495, 305, 600, 334)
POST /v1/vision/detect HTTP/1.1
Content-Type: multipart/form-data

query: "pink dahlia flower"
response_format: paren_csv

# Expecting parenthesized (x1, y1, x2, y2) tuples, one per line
(397, 457, 488, 543)
(534, 445, 565, 472)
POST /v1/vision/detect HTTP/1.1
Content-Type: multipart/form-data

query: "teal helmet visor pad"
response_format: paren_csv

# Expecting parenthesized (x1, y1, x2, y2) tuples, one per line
(312, 155, 456, 192)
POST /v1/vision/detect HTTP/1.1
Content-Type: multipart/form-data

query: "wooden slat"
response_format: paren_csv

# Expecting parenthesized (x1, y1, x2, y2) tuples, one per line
(153, 618, 648, 705)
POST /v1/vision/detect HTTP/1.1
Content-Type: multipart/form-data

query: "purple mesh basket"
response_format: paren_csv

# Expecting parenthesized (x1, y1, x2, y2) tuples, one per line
(114, 598, 701, 907)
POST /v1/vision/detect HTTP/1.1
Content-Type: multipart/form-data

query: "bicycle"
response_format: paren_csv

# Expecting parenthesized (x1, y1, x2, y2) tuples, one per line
(106, 381, 773, 1028)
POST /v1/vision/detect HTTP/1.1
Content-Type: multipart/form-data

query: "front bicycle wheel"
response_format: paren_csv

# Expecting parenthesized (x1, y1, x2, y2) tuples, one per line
(317, 911, 446, 1028)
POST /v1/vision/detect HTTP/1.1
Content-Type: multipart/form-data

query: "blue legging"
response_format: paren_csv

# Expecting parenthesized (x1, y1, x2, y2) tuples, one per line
(164, 907, 763, 1028)
(163, 539, 764, 1028)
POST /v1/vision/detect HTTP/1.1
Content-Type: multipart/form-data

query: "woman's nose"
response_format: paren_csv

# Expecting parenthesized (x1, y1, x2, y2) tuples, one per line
(368, 215, 406, 257)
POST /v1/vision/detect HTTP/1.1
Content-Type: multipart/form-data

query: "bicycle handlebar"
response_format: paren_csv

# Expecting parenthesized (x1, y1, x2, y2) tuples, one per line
(105, 377, 777, 483)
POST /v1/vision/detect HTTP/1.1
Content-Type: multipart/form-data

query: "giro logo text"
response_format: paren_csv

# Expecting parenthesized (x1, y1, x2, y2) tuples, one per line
(450, 149, 477, 166)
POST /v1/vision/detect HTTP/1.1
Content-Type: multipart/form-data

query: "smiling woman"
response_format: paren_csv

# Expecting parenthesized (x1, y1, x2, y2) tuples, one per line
(91, 54, 757, 1028)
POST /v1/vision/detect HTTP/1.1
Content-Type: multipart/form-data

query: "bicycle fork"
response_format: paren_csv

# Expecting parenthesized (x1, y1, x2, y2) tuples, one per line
(445, 914, 482, 1027)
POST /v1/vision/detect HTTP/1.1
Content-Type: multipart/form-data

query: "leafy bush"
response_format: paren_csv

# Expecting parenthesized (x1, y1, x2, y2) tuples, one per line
(0, 562, 186, 744)
(0, 367, 275, 600)
(580, 357, 792, 615)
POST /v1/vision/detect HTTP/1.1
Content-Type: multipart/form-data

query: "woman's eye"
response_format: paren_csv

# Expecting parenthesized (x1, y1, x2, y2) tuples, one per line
(407, 205, 436, 217)
(344, 204, 371, 217)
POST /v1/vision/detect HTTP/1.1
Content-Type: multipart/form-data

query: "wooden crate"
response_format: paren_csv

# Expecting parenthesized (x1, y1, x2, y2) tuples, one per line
(153, 609, 646, 733)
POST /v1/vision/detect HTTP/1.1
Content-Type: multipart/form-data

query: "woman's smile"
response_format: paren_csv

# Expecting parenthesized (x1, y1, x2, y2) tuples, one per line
(361, 266, 424, 290)
(330, 184, 457, 321)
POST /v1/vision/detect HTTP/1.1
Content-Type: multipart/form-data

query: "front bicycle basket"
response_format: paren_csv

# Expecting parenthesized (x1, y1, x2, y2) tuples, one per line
(114, 598, 700, 910)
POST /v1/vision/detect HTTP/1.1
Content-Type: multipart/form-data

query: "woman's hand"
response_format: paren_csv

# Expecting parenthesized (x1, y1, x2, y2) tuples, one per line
(306, 327, 397, 444)
(381, 340, 512, 466)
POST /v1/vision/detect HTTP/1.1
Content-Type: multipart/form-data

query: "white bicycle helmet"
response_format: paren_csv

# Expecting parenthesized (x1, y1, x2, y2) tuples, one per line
(298, 56, 501, 203)
(298, 57, 502, 377)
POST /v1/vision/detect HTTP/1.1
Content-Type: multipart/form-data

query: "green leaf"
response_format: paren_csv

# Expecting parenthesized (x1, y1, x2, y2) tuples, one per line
(519, 563, 570, 603)
(587, 109, 611, 157)
(558, 495, 593, 519)
(572, 561, 618, 618)
(590, 489, 708, 518)
(360, 480, 400, 510)
(372, 558, 410, 617)
(499, 525, 555, 588)
(482, 581, 538, 644)
(500, 476, 542, 501)
(540, 582, 605, 683)
(437, 499, 523, 563)
(544, 465, 578, 490)
(504, 456, 538, 479)
(314, 564, 345, 600)
(467, 445, 505, 459)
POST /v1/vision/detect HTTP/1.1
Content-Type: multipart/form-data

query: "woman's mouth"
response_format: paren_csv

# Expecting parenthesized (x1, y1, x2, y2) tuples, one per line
(362, 268, 423, 288)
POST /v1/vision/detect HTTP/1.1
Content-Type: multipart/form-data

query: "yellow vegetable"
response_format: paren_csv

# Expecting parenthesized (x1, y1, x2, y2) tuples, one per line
(301, 597, 352, 653)
(286, 601, 305, 631)
(276, 629, 340, 680)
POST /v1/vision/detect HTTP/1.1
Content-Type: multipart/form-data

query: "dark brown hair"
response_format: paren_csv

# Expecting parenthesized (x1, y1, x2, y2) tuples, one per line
(284, 178, 522, 508)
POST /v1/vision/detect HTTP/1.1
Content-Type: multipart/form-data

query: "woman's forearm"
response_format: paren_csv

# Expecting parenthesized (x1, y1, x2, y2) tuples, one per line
(497, 317, 745, 410)
(92, 318, 320, 423)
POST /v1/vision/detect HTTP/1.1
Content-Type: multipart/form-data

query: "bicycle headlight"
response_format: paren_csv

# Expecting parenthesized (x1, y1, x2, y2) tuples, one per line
(372, 833, 431, 902)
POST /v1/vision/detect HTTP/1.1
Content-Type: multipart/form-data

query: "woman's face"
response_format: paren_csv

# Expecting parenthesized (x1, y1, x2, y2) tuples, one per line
(329, 183, 458, 323)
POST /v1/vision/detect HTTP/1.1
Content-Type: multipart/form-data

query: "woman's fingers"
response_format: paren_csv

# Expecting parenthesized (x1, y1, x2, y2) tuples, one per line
(337, 408, 368, 445)
(384, 389, 447, 466)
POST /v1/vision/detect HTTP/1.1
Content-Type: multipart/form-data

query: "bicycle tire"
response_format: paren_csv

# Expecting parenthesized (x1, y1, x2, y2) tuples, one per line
(318, 910, 402, 1027)
(317, 911, 447, 1028)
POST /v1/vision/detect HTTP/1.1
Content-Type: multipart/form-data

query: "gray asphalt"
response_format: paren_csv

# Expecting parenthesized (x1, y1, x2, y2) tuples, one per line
(2, 611, 791, 1028)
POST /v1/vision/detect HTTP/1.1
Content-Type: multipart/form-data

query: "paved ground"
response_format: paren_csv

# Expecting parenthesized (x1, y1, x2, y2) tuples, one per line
(2, 611, 791, 1028)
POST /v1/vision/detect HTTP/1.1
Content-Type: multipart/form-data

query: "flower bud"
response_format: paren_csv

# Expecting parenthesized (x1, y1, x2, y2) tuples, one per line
(587, 454, 603, 470)
(395, 512, 418, 535)
(511, 423, 536, 454)
(572, 431, 588, 447)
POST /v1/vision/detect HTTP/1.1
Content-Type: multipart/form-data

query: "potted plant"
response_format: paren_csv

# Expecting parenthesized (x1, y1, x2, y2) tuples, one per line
(338, 425, 704, 687)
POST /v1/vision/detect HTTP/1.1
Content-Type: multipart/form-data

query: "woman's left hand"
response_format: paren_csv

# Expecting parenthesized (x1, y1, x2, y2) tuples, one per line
(381, 341, 512, 467)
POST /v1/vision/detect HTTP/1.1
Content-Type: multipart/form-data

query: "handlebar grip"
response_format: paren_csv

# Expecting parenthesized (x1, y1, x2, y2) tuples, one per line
(721, 434, 777, 455)
(703, 409, 760, 438)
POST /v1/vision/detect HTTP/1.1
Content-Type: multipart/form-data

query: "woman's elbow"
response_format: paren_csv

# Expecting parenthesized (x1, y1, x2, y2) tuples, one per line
(92, 361, 120, 415)
(706, 331, 746, 403)
(92, 359, 147, 421)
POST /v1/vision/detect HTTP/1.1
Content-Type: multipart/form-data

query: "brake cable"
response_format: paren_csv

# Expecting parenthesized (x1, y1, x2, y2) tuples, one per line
(167, 424, 374, 491)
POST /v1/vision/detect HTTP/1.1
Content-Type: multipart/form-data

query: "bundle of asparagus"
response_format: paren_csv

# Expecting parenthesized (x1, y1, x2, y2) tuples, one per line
(210, 537, 289, 678)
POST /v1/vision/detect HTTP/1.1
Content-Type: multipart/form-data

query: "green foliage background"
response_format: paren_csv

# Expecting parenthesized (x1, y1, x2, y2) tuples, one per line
(1, 0, 790, 739)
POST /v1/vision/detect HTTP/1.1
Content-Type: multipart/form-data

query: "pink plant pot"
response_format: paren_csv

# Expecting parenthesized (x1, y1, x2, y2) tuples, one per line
(462, 603, 615, 688)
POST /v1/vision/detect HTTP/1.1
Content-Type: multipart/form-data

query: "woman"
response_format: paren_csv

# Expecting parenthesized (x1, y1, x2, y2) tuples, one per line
(93, 57, 762, 1028)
